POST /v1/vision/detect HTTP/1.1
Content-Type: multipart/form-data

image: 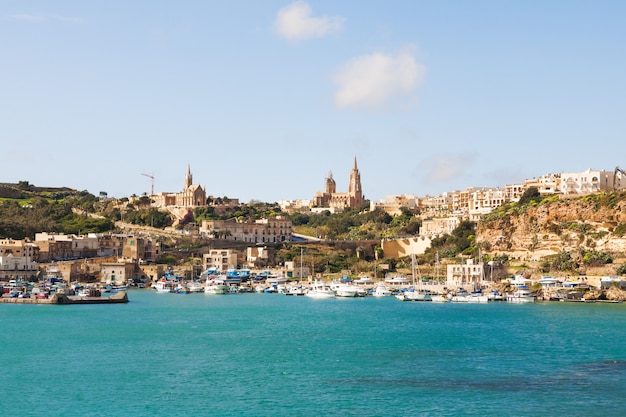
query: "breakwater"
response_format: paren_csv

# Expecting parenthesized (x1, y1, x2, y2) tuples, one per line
(0, 291, 129, 305)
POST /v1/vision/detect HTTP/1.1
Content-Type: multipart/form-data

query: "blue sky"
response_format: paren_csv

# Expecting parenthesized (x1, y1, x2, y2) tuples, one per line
(2, 1, 625, 203)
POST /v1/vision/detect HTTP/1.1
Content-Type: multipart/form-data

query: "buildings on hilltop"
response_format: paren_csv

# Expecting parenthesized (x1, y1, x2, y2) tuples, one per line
(312, 157, 366, 213)
(151, 165, 207, 208)
(279, 157, 367, 214)
(199, 216, 292, 244)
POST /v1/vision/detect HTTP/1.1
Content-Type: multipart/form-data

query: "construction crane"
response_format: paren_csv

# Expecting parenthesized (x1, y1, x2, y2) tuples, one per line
(615, 166, 626, 191)
(141, 173, 155, 195)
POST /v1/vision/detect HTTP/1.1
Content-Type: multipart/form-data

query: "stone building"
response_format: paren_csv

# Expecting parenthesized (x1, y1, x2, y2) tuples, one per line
(312, 157, 366, 212)
(151, 165, 207, 208)
(200, 216, 292, 243)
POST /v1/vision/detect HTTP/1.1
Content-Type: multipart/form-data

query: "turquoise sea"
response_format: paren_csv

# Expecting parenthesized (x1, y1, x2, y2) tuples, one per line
(1, 290, 625, 416)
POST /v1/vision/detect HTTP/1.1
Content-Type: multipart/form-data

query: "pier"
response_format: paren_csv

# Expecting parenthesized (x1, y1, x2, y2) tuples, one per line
(1, 291, 129, 305)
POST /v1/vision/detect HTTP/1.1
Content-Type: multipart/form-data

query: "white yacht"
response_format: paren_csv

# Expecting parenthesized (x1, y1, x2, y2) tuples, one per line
(330, 282, 359, 297)
(372, 283, 393, 297)
(187, 280, 204, 293)
(506, 286, 536, 303)
(305, 281, 335, 298)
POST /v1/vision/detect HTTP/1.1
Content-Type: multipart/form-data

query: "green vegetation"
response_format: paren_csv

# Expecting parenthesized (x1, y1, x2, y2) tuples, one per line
(0, 196, 113, 239)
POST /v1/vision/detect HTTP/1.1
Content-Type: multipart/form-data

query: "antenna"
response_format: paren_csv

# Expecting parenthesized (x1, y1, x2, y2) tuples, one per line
(141, 173, 155, 195)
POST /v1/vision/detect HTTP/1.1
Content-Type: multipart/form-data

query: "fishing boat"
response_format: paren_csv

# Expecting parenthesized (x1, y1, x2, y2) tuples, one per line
(204, 276, 230, 295)
(153, 278, 177, 293)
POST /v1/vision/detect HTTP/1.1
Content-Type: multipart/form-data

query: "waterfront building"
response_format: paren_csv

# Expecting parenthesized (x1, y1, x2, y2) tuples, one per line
(0, 238, 39, 260)
(203, 249, 240, 272)
(101, 262, 136, 285)
(35, 233, 97, 262)
(121, 236, 159, 263)
(0, 253, 37, 282)
(446, 259, 486, 289)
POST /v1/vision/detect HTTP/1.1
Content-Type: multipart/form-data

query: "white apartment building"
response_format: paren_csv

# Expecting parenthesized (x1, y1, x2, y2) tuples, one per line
(0, 254, 38, 281)
(369, 194, 419, 216)
(560, 169, 615, 195)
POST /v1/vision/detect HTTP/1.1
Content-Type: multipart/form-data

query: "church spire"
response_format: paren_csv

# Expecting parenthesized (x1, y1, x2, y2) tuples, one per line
(185, 164, 193, 188)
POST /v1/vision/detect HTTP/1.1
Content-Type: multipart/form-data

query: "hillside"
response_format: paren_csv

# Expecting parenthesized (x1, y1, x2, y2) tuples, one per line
(477, 192, 626, 264)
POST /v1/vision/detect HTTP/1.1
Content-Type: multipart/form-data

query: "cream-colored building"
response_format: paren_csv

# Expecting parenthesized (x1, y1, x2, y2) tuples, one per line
(151, 165, 207, 208)
(0, 254, 37, 281)
(446, 259, 485, 289)
(101, 263, 136, 285)
(312, 157, 366, 212)
(369, 194, 419, 216)
(420, 217, 460, 238)
(200, 216, 292, 243)
(203, 249, 240, 272)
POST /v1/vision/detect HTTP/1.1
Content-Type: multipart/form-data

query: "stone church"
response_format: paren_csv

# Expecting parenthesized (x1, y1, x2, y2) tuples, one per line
(312, 157, 366, 212)
(152, 165, 207, 207)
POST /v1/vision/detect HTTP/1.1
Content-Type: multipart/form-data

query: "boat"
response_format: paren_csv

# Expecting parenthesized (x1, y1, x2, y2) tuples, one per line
(402, 288, 432, 301)
(399, 253, 432, 301)
(506, 286, 536, 303)
(153, 278, 177, 293)
(187, 280, 204, 293)
(450, 288, 471, 302)
(384, 275, 410, 286)
(466, 289, 490, 303)
(305, 280, 335, 298)
(372, 283, 393, 297)
(204, 276, 230, 295)
(286, 285, 306, 296)
(430, 293, 450, 303)
(330, 281, 359, 297)
(175, 284, 190, 294)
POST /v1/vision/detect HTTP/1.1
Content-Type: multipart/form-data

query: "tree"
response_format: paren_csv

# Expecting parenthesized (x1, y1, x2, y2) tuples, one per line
(518, 187, 542, 206)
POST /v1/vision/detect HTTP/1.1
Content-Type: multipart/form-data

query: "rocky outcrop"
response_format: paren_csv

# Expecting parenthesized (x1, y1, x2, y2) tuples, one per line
(477, 193, 626, 260)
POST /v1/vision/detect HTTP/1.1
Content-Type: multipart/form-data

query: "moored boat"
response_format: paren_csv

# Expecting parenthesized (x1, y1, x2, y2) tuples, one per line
(506, 286, 536, 303)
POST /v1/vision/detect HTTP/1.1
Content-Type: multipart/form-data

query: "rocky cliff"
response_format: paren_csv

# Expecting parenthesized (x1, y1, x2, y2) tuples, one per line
(476, 192, 626, 261)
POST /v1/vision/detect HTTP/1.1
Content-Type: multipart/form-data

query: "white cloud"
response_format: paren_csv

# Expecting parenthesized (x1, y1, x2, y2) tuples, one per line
(274, 1, 344, 42)
(333, 49, 426, 109)
(422, 153, 475, 184)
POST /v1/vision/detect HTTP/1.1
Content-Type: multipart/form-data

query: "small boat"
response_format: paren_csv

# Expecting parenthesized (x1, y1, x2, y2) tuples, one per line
(401, 288, 432, 301)
(187, 281, 204, 293)
(175, 285, 190, 294)
(204, 277, 230, 295)
(372, 283, 393, 297)
(286, 286, 306, 296)
(330, 282, 359, 297)
(153, 278, 177, 293)
(430, 293, 450, 303)
(305, 281, 335, 298)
